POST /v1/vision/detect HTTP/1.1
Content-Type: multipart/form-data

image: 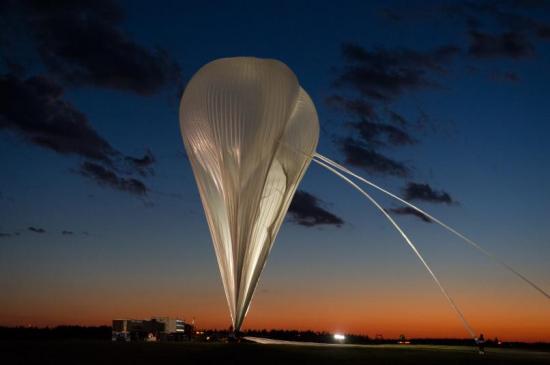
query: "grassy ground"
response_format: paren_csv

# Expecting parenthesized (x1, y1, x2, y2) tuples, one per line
(2, 341, 550, 365)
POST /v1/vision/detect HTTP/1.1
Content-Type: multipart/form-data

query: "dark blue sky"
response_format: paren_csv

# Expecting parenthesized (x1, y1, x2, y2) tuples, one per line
(1, 0, 549, 340)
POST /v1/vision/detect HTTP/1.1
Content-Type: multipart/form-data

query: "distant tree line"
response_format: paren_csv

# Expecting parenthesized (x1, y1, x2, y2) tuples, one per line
(0, 326, 111, 341)
(1, 326, 548, 351)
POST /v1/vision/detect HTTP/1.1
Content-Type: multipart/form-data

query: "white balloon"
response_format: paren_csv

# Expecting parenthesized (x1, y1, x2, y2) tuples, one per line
(179, 57, 319, 331)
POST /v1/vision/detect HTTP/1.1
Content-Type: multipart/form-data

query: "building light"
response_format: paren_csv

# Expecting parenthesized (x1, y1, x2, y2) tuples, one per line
(334, 333, 345, 341)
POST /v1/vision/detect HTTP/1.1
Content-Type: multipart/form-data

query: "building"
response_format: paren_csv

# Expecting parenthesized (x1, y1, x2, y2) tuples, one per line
(112, 317, 193, 341)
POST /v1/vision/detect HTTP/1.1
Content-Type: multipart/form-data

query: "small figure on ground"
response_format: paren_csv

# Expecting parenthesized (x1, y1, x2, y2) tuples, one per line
(476, 333, 485, 355)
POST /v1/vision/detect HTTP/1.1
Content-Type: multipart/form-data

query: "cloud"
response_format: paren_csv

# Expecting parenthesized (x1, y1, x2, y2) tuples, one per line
(288, 190, 344, 227)
(328, 42, 455, 179)
(335, 43, 459, 101)
(7, 0, 181, 95)
(326, 95, 376, 118)
(403, 182, 455, 204)
(468, 30, 534, 58)
(387, 110, 408, 126)
(0, 1, 168, 198)
(61, 230, 74, 235)
(28, 226, 46, 233)
(326, 97, 415, 148)
(337, 138, 409, 177)
(351, 120, 415, 148)
(387, 206, 432, 223)
(79, 161, 148, 196)
(125, 149, 155, 176)
(0, 74, 152, 194)
(443, 0, 549, 58)
(0, 74, 117, 162)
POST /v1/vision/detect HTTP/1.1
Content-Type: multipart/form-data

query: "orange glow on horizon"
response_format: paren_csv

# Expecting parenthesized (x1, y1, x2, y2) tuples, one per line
(2, 287, 548, 342)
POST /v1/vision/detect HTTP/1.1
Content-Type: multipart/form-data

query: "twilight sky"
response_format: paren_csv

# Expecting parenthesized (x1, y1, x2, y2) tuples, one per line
(1, 0, 549, 341)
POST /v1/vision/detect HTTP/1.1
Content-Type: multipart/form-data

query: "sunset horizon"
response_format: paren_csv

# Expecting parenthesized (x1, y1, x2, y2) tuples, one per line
(1, 2, 549, 363)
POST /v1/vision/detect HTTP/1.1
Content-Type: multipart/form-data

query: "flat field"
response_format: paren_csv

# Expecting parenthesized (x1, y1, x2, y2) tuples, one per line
(2, 341, 550, 365)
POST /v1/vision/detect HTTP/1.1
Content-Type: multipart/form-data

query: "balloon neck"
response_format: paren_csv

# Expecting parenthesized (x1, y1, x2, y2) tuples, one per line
(228, 329, 242, 342)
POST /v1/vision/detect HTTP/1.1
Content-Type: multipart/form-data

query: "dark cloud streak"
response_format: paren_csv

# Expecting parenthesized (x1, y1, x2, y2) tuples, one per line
(0, 0, 186, 198)
(445, 0, 550, 58)
(79, 162, 148, 196)
(337, 138, 409, 177)
(0, 74, 116, 162)
(326, 95, 376, 118)
(0, 74, 153, 196)
(387, 206, 432, 223)
(352, 120, 416, 148)
(11, 0, 181, 95)
(336, 43, 459, 101)
(468, 30, 534, 58)
(403, 182, 455, 204)
(288, 190, 344, 227)
(328, 42, 458, 180)
(28, 226, 46, 233)
(125, 149, 155, 176)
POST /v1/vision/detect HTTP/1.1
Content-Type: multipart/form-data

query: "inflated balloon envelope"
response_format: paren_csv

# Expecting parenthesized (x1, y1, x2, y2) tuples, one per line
(179, 57, 319, 331)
